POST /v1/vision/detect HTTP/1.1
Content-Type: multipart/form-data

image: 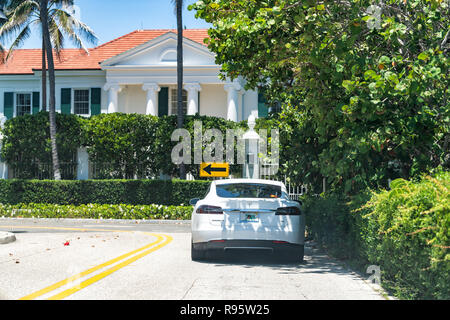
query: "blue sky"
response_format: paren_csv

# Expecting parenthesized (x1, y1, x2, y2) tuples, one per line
(16, 0, 211, 49)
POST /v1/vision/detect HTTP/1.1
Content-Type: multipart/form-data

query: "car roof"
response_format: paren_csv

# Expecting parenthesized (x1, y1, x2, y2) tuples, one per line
(213, 179, 284, 187)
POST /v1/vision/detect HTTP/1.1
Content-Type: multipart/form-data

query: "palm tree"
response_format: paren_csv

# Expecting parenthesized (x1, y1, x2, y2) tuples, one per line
(172, 0, 186, 179)
(0, 0, 97, 180)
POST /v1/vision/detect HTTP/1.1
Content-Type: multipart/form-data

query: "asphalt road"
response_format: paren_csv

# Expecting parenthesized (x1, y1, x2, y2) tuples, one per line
(0, 218, 387, 300)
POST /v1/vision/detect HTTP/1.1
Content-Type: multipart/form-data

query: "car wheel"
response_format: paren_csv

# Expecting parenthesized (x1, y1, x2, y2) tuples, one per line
(278, 245, 304, 263)
(191, 242, 206, 261)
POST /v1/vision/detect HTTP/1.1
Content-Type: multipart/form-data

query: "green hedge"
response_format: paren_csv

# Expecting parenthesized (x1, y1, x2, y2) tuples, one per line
(0, 112, 85, 179)
(0, 179, 210, 206)
(304, 171, 449, 300)
(1, 113, 275, 180)
(0, 203, 192, 220)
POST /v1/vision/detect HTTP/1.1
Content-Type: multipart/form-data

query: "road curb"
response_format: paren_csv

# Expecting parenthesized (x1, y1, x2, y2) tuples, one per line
(0, 217, 191, 225)
(0, 232, 16, 244)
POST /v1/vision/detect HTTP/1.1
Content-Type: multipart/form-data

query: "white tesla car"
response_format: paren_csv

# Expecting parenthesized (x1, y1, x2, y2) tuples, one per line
(190, 179, 305, 262)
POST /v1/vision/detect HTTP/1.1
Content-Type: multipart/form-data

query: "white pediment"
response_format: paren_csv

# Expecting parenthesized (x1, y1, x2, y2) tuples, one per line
(100, 32, 217, 68)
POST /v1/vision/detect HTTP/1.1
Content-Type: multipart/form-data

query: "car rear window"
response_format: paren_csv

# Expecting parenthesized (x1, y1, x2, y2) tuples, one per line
(216, 183, 283, 199)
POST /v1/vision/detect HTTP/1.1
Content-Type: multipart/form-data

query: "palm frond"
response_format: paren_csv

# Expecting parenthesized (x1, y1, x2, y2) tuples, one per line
(48, 15, 64, 59)
(5, 23, 30, 60)
(0, 42, 6, 63)
(0, 0, 38, 41)
(50, 7, 97, 52)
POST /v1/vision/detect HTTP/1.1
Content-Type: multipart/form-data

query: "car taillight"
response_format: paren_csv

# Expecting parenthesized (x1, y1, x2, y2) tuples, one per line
(276, 207, 301, 216)
(196, 205, 224, 214)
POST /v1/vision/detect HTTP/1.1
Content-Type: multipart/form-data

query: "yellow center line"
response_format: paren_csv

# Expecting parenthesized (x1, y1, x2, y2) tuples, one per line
(47, 234, 173, 300)
(3, 225, 172, 300)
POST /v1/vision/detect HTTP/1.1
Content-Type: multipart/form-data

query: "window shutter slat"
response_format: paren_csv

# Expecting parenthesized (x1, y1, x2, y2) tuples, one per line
(158, 87, 169, 117)
(61, 88, 71, 114)
(90, 88, 101, 116)
(4, 92, 14, 119)
(258, 92, 268, 118)
(32, 92, 40, 115)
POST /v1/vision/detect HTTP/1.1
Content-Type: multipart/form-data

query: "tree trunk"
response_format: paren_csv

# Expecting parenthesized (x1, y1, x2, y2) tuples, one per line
(41, 36, 47, 111)
(176, 0, 186, 179)
(41, 0, 61, 180)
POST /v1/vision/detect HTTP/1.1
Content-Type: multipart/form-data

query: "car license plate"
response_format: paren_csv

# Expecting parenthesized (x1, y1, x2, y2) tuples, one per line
(241, 212, 258, 222)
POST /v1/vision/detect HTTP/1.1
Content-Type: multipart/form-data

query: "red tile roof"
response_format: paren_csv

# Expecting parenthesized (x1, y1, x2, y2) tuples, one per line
(0, 29, 209, 75)
(0, 49, 85, 74)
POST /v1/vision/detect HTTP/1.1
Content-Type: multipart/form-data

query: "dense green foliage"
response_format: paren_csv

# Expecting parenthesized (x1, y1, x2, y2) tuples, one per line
(1, 112, 85, 179)
(0, 179, 210, 206)
(0, 203, 192, 220)
(191, 0, 450, 193)
(304, 171, 449, 299)
(1, 112, 275, 179)
(83, 113, 160, 179)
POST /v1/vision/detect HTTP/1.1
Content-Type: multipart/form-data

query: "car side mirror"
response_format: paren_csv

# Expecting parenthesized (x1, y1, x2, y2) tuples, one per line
(189, 198, 200, 206)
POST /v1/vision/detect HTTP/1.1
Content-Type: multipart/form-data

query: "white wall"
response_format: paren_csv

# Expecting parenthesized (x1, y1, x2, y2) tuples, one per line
(199, 84, 228, 119)
(243, 89, 259, 120)
(118, 85, 146, 114)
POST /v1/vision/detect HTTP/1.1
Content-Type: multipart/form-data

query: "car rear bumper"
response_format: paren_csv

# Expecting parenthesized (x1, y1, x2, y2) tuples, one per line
(193, 239, 303, 254)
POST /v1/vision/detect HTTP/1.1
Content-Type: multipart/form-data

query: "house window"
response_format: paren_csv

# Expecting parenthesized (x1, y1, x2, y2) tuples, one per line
(170, 89, 187, 116)
(74, 89, 90, 115)
(16, 93, 32, 116)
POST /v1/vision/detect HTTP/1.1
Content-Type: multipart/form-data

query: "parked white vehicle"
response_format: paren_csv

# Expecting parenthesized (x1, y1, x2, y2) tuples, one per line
(190, 179, 305, 261)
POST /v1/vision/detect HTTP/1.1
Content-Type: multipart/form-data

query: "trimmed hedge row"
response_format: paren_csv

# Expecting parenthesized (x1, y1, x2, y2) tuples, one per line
(303, 171, 449, 300)
(1, 112, 275, 180)
(0, 179, 210, 206)
(0, 203, 193, 220)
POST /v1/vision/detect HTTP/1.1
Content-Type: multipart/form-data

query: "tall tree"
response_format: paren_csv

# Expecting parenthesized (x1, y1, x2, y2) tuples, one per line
(191, 0, 449, 193)
(40, 0, 60, 179)
(173, 0, 186, 179)
(0, 0, 97, 180)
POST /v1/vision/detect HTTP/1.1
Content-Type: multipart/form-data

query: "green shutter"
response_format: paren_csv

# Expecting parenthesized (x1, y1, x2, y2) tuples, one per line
(90, 88, 101, 116)
(258, 92, 268, 118)
(158, 87, 169, 117)
(4, 92, 14, 120)
(32, 92, 40, 115)
(61, 88, 71, 114)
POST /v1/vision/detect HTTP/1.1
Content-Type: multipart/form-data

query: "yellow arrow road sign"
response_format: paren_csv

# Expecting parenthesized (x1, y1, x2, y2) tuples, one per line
(200, 163, 230, 178)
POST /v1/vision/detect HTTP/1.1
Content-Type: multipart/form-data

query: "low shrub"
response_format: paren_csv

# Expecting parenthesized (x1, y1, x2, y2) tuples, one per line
(0, 179, 210, 206)
(1, 112, 85, 179)
(360, 172, 449, 300)
(303, 171, 449, 300)
(0, 203, 193, 220)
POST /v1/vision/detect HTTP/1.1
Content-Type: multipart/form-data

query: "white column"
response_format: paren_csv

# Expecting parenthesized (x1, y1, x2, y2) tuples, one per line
(142, 83, 161, 116)
(224, 81, 242, 122)
(104, 84, 122, 114)
(0, 117, 8, 179)
(76, 147, 89, 180)
(238, 89, 245, 122)
(184, 83, 202, 116)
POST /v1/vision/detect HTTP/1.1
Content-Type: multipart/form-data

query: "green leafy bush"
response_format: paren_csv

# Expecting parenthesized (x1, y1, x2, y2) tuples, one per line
(0, 203, 193, 220)
(304, 171, 450, 300)
(83, 113, 160, 179)
(1, 112, 85, 179)
(359, 171, 449, 300)
(0, 179, 210, 206)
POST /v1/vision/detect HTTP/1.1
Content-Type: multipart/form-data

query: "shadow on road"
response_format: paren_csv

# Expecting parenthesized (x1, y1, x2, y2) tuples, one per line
(199, 241, 359, 278)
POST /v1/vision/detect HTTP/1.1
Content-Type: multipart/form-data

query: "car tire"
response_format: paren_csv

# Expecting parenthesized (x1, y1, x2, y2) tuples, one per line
(191, 242, 206, 261)
(278, 245, 304, 263)
(298, 245, 305, 263)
